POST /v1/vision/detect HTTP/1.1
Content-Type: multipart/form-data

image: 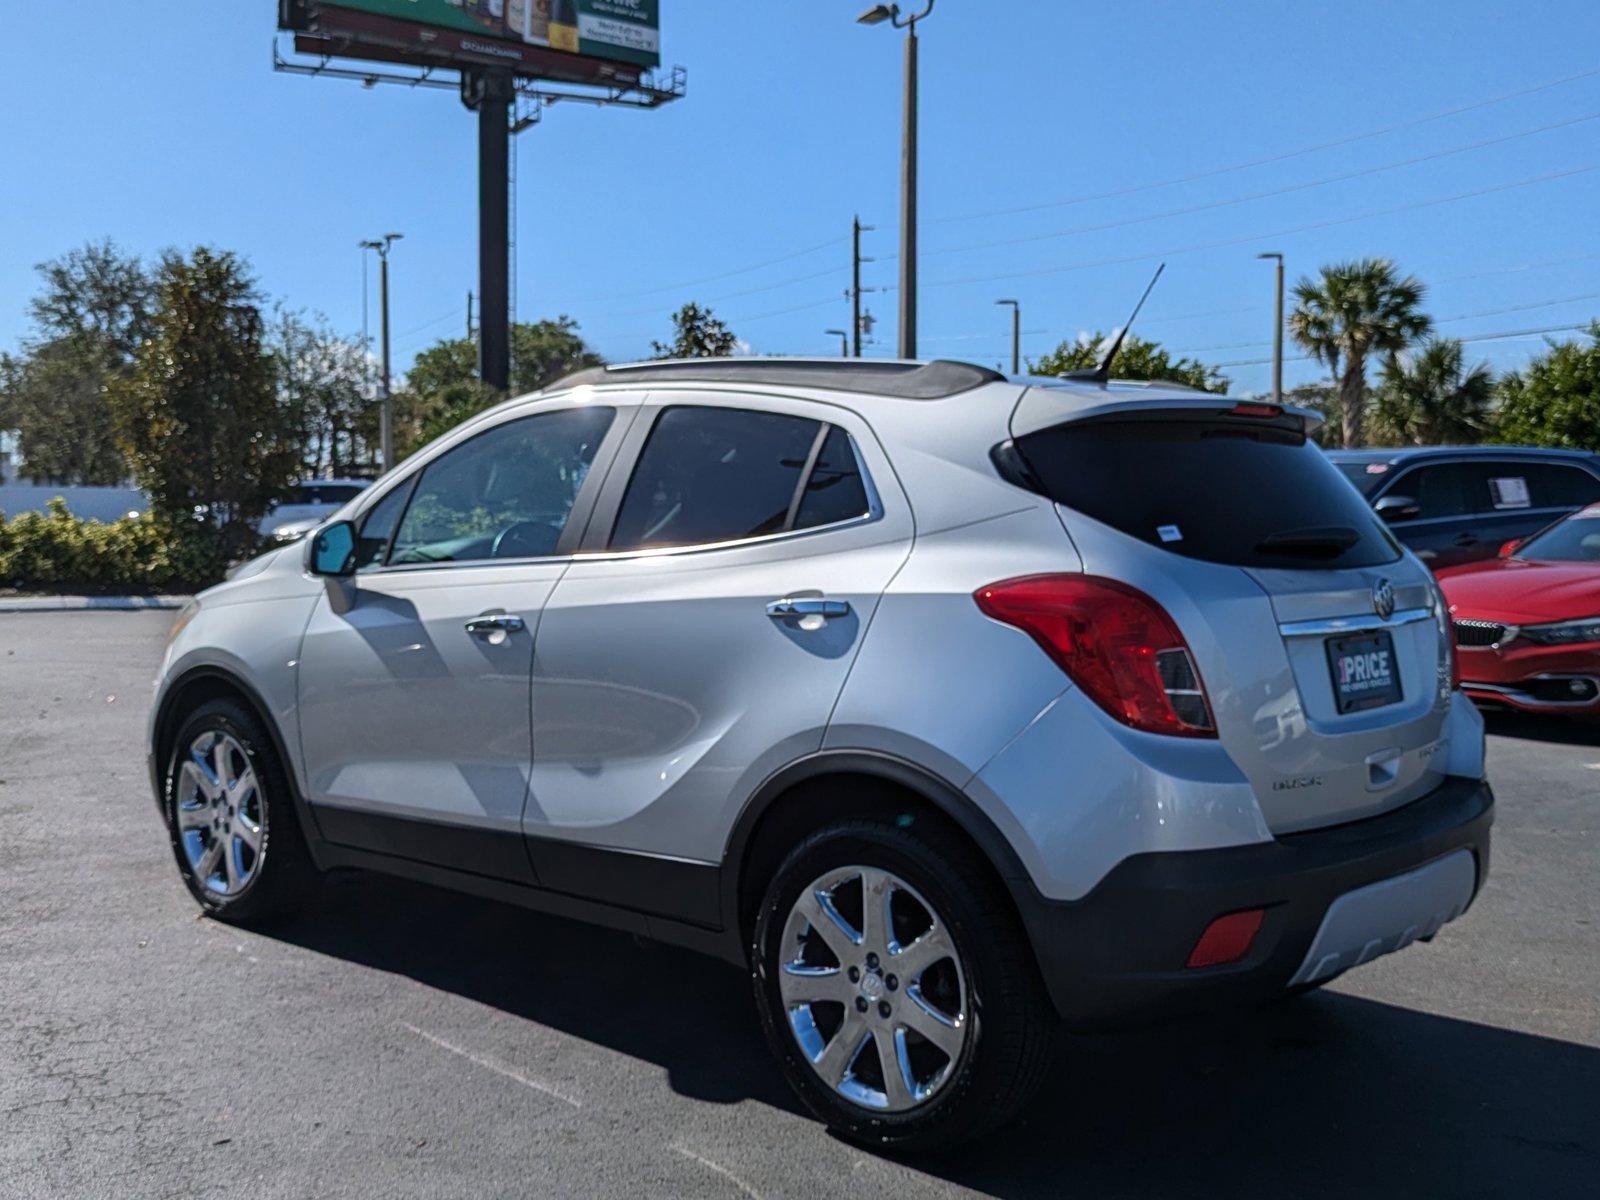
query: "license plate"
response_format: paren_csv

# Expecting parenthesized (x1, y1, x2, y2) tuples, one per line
(1325, 630, 1402, 714)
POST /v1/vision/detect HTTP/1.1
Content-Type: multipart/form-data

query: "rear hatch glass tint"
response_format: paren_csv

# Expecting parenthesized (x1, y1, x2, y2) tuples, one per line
(1015, 414, 1401, 571)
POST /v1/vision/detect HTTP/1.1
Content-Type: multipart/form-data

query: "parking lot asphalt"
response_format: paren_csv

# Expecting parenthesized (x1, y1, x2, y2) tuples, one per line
(0, 611, 1595, 1199)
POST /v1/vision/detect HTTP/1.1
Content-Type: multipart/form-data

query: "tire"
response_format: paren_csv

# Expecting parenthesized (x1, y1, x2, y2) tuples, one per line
(751, 817, 1055, 1152)
(162, 698, 318, 923)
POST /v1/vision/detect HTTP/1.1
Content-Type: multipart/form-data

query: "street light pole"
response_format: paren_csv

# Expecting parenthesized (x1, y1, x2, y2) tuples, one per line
(859, 2, 935, 360)
(825, 329, 850, 357)
(1258, 252, 1285, 404)
(995, 299, 1021, 375)
(361, 233, 403, 472)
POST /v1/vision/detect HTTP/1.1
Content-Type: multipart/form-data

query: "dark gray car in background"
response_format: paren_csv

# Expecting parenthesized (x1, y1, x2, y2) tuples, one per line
(1328, 446, 1600, 570)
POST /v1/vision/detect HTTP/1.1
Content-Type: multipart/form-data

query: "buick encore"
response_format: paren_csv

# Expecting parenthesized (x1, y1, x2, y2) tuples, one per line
(150, 358, 1493, 1149)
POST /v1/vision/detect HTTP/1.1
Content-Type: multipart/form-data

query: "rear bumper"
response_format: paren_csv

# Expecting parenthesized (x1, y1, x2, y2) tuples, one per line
(1014, 773, 1493, 1027)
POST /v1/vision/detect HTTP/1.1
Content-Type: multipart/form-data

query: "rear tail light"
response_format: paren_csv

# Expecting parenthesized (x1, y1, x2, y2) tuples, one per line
(974, 574, 1217, 737)
(1187, 908, 1265, 968)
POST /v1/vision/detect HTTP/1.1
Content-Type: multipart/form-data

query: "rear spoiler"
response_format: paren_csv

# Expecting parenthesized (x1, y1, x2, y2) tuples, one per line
(1009, 387, 1324, 440)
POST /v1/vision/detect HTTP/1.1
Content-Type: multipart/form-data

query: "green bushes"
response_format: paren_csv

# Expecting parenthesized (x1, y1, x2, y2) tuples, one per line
(0, 499, 231, 593)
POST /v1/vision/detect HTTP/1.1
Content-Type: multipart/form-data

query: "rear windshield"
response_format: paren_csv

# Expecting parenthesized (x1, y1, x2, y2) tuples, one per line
(1016, 416, 1401, 570)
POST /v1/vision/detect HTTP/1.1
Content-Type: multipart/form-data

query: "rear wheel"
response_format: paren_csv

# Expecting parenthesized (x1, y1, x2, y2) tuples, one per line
(162, 699, 318, 923)
(751, 817, 1054, 1151)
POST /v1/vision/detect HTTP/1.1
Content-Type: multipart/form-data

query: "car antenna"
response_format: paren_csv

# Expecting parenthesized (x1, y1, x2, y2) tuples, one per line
(1065, 262, 1166, 385)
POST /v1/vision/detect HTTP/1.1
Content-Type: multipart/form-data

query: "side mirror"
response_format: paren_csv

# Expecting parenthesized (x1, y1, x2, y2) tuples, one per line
(307, 520, 357, 577)
(1374, 494, 1421, 523)
(1499, 538, 1523, 558)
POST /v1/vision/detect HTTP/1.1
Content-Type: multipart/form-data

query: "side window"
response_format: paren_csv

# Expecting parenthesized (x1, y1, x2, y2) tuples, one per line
(795, 426, 871, 530)
(1519, 463, 1600, 509)
(388, 406, 615, 565)
(353, 481, 412, 570)
(1398, 464, 1474, 519)
(610, 407, 822, 550)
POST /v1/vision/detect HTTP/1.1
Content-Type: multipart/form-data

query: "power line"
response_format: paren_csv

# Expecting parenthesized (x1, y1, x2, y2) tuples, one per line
(911, 109, 1600, 263)
(1176, 291, 1600, 356)
(1212, 322, 1592, 369)
(560, 63, 1600, 317)
(909, 163, 1600, 293)
(926, 63, 1600, 228)
(565, 234, 849, 306)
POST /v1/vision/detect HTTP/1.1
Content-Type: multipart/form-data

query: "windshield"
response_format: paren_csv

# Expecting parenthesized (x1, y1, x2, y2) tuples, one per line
(1017, 415, 1401, 570)
(1517, 506, 1600, 562)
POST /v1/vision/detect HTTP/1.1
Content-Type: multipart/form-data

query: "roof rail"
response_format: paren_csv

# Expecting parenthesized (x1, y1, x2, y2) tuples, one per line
(549, 357, 1006, 400)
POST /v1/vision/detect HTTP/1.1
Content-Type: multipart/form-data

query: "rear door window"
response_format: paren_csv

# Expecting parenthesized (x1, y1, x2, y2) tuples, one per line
(1015, 415, 1400, 569)
(1507, 463, 1600, 509)
(609, 407, 872, 551)
(795, 425, 871, 530)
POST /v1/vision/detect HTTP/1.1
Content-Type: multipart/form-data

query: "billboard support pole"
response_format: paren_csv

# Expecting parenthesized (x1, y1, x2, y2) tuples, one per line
(465, 69, 515, 392)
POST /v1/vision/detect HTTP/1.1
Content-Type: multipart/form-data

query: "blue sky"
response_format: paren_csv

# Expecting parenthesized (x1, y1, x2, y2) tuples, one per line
(5, 1, 1600, 396)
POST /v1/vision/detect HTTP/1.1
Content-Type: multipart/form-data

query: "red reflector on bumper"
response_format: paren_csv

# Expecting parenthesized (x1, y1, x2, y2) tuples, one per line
(1187, 908, 1265, 968)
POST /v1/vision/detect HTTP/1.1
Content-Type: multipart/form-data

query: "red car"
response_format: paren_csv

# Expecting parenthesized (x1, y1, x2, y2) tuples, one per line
(1437, 503, 1600, 716)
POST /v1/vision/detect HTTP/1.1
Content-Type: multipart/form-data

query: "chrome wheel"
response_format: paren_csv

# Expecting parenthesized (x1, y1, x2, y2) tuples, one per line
(175, 731, 263, 897)
(778, 865, 968, 1113)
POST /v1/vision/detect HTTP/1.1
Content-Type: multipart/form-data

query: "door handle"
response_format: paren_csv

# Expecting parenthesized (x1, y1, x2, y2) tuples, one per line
(465, 614, 526, 638)
(1451, 533, 1479, 547)
(767, 597, 850, 621)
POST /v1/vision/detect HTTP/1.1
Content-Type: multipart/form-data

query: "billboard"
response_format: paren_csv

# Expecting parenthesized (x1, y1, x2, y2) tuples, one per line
(282, 0, 660, 81)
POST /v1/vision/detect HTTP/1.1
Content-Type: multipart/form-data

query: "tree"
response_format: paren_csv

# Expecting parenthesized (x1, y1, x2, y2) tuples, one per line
(107, 249, 299, 555)
(1289, 258, 1430, 448)
(29, 238, 153, 359)
(1371, 338, 1494, 446)
(396, 317, 604, 457)
(1029, 332, 1228, 393)
(0, 241, 152, 485)
(652, 302, 738, 359)
(0, 337, 128, 485)
(1492, 323, 1600, 449)
(270, 308, 373, 477)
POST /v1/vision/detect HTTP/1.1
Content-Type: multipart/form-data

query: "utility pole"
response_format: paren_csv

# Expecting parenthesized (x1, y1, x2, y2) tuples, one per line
(859, 2, 935, 359)
(850, 216, 875, 357)
(361, 233, 403, 472)
(464, 69, 515, 391)
(1258, 252, 1285, 404)
(467, 291, 475, 340)
(996, 299, 1021, 375)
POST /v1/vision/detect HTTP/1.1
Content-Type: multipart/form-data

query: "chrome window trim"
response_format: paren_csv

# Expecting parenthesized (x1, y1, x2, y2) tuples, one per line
(1279, 607, 1434, 639)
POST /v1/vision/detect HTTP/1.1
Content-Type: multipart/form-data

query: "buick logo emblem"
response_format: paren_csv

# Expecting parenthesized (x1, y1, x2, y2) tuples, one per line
(1372, 578, 1396, 620)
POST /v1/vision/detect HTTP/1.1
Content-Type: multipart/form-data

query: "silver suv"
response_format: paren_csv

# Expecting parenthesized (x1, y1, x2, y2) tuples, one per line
(150, 359, 1493, 1149)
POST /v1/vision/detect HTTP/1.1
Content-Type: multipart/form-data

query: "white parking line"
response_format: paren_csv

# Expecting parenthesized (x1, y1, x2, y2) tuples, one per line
(670, 1145, 763, 1200)
(398, 1021, 582, 1109)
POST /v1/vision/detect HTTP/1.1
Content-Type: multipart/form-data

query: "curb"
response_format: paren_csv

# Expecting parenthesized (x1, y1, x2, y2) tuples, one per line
(0, 594, 191, 614)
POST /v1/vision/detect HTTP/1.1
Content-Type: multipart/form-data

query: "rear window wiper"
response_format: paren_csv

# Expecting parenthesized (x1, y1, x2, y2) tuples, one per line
(1253, 526, 1362, 559)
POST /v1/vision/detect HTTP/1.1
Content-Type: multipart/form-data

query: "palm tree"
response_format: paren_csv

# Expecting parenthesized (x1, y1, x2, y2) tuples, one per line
(1371, 337, 1495, 446)
(1289, 258, 1431, 448)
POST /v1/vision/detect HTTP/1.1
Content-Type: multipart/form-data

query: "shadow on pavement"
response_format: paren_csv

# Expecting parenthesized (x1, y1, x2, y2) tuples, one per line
(1482, 708, 1600, 748)
(263, 872, 1597, 1199)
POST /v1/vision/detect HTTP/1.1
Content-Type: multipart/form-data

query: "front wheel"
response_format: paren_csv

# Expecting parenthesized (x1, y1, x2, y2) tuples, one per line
(751, 818, 1055, 1151)
(162, 699, 318, 923)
